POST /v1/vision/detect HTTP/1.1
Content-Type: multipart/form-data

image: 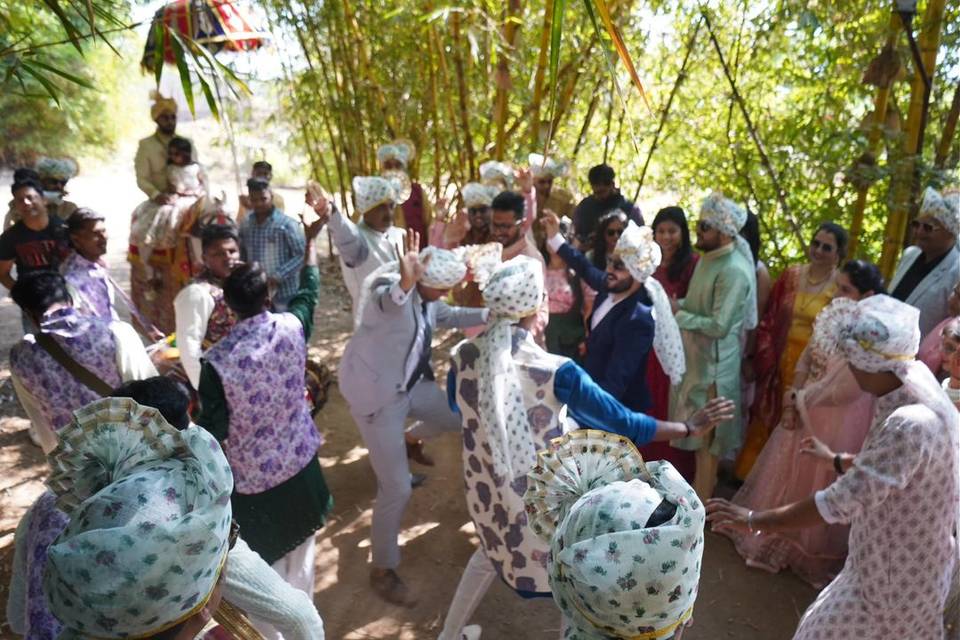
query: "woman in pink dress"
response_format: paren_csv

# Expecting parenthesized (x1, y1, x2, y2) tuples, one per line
(723, 259, 886, 588)
(917, 279, 959, 376)
(639, 206, 698, 480)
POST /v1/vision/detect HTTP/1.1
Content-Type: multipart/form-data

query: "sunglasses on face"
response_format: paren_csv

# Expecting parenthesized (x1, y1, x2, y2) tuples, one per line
(696, 220, 713, 232)
(910, 219, 940, 233)
(467, 206, 489, 216)
(810, 239, 835, 253)
(606, 258, 628, 271)
(605, 227, 625, 238)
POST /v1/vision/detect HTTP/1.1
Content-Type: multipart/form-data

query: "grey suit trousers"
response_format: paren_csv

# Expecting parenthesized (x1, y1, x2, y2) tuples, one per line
(350, 378, 461, 569)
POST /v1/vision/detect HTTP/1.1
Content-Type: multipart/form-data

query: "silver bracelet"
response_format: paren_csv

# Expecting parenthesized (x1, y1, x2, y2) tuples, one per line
(747, 510, 761, 536)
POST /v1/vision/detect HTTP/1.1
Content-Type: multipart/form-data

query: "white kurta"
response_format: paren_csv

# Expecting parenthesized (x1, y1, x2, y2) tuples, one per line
(795, 385, 959, 640)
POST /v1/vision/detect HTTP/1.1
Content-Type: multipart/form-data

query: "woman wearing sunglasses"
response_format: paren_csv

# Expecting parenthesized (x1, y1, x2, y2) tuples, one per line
(735, 221, 848, 480)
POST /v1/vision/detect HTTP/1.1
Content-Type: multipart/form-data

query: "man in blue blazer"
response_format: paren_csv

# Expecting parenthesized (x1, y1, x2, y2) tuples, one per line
(542, 211, 655, 412)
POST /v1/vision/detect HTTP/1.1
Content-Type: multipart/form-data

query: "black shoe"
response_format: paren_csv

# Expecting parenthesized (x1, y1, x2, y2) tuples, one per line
(411, 472, 427, 488)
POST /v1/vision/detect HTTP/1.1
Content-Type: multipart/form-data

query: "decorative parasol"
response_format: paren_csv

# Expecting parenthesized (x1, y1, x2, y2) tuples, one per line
(140, 0, 267, 70)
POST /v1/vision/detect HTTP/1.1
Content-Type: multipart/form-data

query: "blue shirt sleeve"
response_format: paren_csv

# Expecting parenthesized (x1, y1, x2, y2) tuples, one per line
(447, 366, 459, 413)
(554, 361, 657, 445)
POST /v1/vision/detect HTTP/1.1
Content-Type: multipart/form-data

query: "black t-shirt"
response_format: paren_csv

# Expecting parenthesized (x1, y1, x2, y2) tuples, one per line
(891, 248, 949, 301)
(0, 217, 69, 275)
(572, 192, 642, 244)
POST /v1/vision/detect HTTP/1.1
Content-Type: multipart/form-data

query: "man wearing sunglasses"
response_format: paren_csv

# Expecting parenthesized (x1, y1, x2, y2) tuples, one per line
(542, 211, 657, 414)
(889, 186, 959, 336)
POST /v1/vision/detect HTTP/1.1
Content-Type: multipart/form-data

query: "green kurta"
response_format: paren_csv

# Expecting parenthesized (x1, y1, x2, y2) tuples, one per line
(670, 243, 754, 456)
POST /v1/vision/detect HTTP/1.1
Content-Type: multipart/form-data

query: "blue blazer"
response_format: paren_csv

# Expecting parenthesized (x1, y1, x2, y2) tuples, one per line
(558, 243, 655, 412)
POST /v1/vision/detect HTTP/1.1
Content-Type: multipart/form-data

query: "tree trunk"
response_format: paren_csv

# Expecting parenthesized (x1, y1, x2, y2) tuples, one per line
(493, 0, 522, 160)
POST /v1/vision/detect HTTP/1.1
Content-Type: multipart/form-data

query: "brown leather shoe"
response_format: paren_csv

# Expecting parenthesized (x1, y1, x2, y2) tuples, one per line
(369, 568, 418, 608)
(405, 438, 435, 466)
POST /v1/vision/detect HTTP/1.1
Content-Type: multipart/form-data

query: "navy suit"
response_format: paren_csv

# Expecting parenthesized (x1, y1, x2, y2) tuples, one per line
(557, 243, 655, 412)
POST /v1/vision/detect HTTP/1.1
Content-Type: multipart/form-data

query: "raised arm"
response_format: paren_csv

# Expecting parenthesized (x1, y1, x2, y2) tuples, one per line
(285, 208, 328, 340)
(308, 190, 370, 268)
(541, 211, 608, 293)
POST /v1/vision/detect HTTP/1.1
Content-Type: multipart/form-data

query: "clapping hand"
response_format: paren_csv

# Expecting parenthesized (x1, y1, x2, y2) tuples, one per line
(396, 230, 430, 292)
(516, 167, 533, 195)
(540, 210, 561, 239)
(686, 397, 736, 438)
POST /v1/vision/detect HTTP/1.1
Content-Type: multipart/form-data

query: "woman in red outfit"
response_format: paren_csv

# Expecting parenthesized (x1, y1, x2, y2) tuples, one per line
(641, 206, 698, 479)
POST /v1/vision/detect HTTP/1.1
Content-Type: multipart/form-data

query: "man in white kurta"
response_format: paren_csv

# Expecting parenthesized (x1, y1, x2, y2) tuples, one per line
(707, 295, 959, 640)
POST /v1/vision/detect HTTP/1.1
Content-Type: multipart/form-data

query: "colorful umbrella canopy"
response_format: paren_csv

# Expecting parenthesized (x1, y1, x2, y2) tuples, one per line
(141, 0, 267, 69)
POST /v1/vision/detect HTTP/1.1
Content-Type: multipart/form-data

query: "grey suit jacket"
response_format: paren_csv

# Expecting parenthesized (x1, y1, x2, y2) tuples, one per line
(889, 244, 960, 336)
(339, 274, 487, 415)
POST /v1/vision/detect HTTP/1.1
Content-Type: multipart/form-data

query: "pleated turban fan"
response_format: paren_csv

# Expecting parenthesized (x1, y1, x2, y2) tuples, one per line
(44, 398, 234, 639)
(525, 430, 706, 640)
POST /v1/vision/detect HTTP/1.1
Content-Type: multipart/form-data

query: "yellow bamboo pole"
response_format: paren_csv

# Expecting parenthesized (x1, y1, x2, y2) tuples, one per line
(493, 0, 521, 160)
(878, 0, 947, 279)
(848, 11, 901, 258)
(451, 11, 476, 179)
(935, 83, 960, 169)
(529, 0, 554, 147)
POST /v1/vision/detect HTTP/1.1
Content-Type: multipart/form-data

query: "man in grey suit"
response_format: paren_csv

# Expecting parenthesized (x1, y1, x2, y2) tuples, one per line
(339, 230, 489, 607)
(889, 186, 959, 336)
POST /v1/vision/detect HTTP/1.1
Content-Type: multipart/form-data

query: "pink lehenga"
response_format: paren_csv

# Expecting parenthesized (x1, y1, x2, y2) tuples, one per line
(723, 298, 876, 588)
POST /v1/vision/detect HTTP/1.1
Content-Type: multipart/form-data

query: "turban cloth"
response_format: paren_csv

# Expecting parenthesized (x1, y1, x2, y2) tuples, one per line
(472, 256, 545, 480)
(352, 175, 399, 215)
(377, 139, 415, 169)
(918, 186, 960, 238)
(615, 222, 686, 385)
(36, 157, 79, 182)
(699, 192, 758, 330)
(479, 160, 515, 190)
(528, 153, 569, 179)
(525, 430, 705, 640)
(462, 182, 499, 209)
(45, 398, 233, 639)
(149, 90, 177, 120)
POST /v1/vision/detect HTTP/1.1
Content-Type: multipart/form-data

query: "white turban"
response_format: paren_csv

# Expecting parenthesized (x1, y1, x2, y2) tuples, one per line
(479, 160, 515, 190)
(528, 153, 569, 179)
(472, 256, 545, 480)
(354, 246, 479, 328)
(352, 175, 399, 216)
(525, 430, 705, 640)
(36, 157, 79, 182)
(615, 222, 686, 385)
(462, 182, 498, 209)
(839, 294, 957, 441)
(918, 187, 960, 238)
(377, 140, 415, 168)
(699, 192, 758, 329)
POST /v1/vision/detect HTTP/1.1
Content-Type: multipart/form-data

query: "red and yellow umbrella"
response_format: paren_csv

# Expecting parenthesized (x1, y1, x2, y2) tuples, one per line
(141, 0, 267, 69)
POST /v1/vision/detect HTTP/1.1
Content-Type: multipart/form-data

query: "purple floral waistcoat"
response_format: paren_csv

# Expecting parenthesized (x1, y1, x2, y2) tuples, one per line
(20, 492, 69, 640)
(204, 311, 321, 494)
(61, 252, 115, 320)
(10, 308, 122, 432)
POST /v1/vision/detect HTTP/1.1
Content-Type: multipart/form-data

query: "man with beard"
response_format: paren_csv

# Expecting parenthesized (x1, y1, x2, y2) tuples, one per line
(379, 140, 433, 249)
(572, 163, 642, 247)
(134, 91, 196, 205)
(543, 212, 677, 414)
(489, 190, 550, 344)
(173, 224, 242, 389)
(670, 193, 757, 501)
(443, 182, 499, 312)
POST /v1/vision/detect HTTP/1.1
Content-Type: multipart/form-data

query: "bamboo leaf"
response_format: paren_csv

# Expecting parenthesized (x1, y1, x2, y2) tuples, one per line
(168, 31, 195, 115)
(25, 58, 96, 90)
(196, 73, 220, 122)
(40, 0, 85, 55)
(19, 61, 62, 106)
(153, 20, 165, 86)
(592, 0, 651, 113)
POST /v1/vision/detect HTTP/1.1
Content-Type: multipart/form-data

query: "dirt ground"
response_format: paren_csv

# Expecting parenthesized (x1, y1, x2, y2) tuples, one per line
(0, 160, 816, 639)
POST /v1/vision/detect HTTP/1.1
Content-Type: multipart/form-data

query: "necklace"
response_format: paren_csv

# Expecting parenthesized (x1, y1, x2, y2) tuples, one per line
(805, 265, 833, 288)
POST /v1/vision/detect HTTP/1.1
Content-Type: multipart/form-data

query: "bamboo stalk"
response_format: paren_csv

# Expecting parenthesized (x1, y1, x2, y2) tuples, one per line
(493, 0, 522, 159)
(451, 11, 476, 178)
(701, 9, 806, 249)
(848, 10, 901, 258)
(934, 82, 960, 169)
(529, 0, 554, 147)
(573, 76, 605, 158)
(879, 0, 947, 279)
